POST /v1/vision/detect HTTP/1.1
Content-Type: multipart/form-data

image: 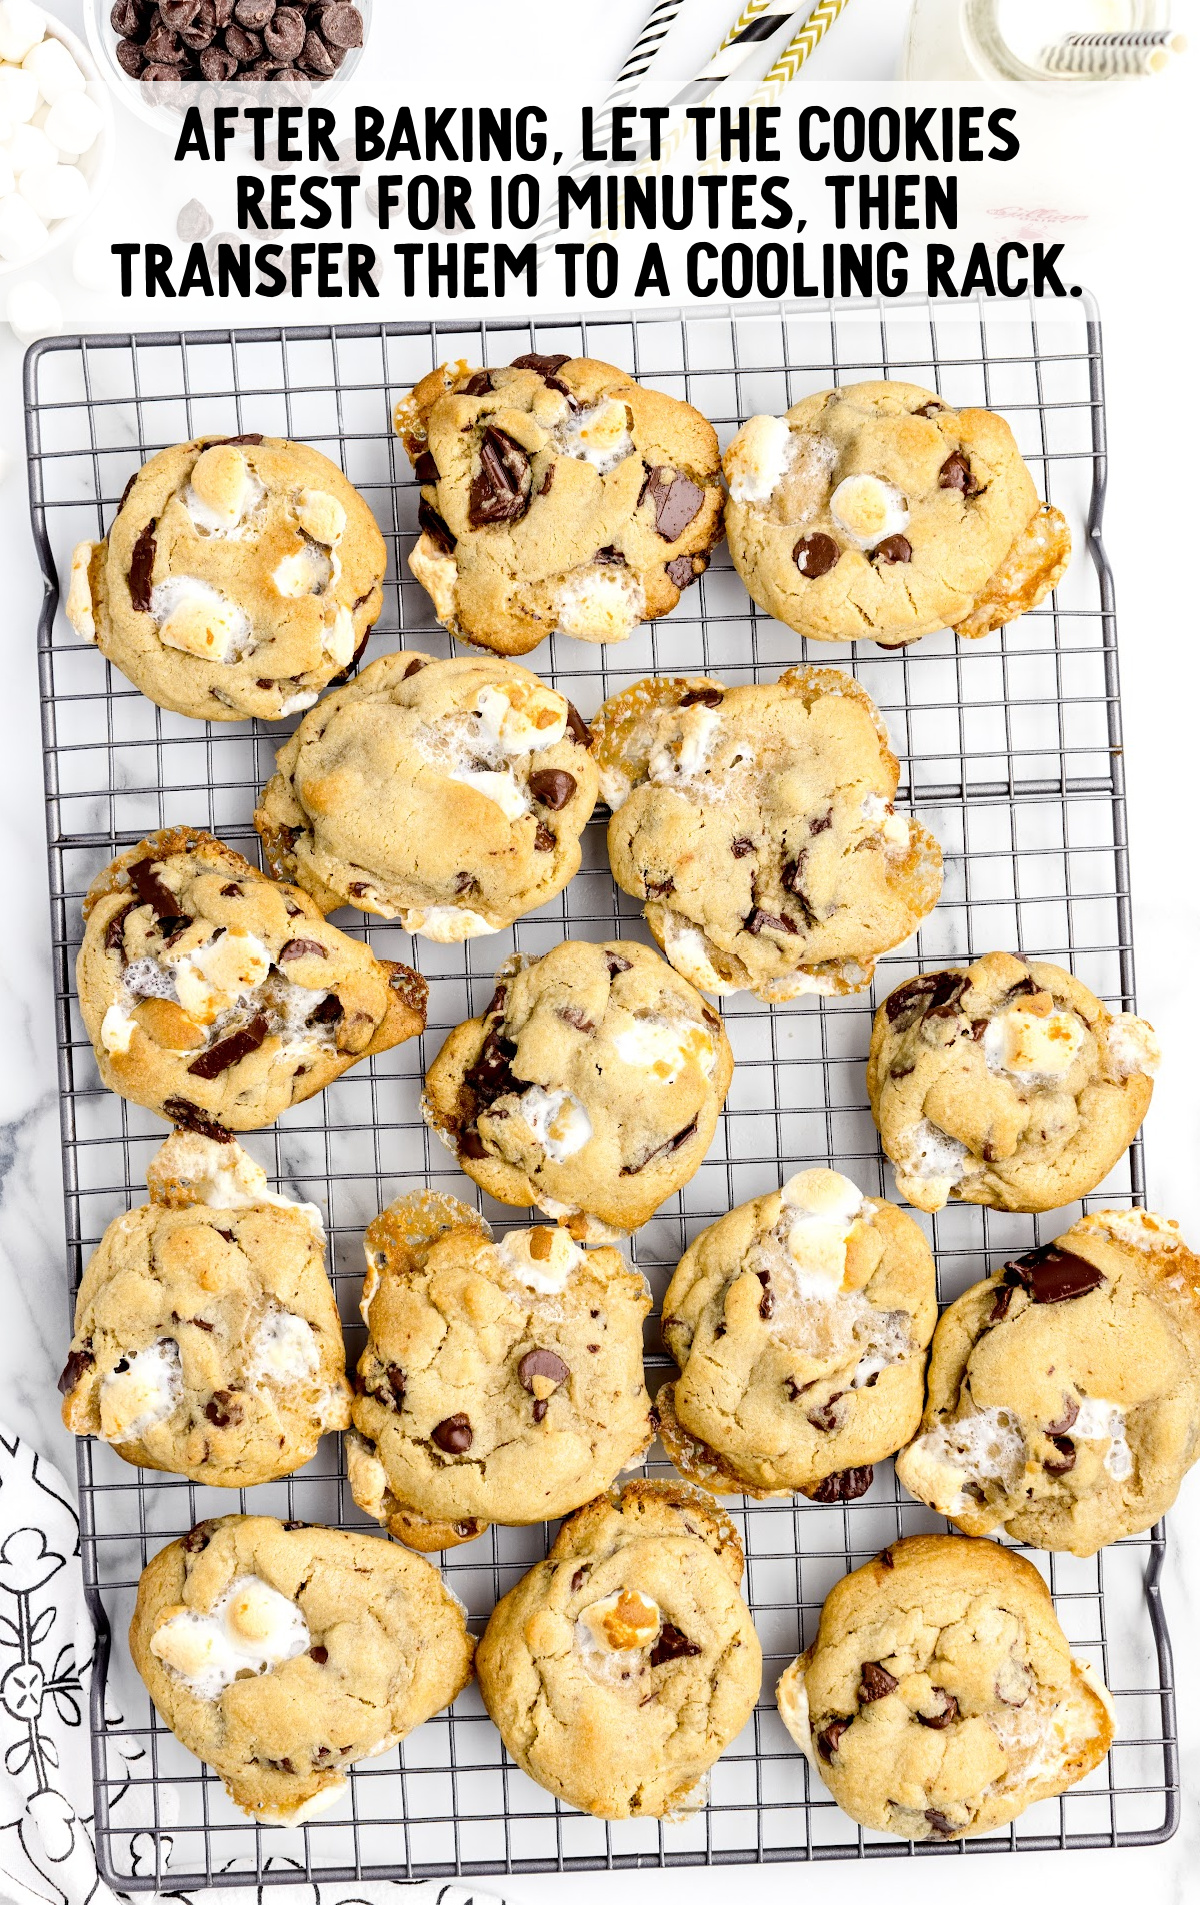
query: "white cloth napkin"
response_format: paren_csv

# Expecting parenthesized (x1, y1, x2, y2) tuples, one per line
(0, 1424, 502, 1905)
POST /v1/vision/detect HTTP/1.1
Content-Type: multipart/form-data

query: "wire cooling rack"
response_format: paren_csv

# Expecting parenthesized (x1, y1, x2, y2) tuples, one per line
(25, 295, 1177, 1888)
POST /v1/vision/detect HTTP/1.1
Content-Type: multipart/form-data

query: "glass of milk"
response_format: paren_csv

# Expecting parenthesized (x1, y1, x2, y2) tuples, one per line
(903, 0, 1173, 82)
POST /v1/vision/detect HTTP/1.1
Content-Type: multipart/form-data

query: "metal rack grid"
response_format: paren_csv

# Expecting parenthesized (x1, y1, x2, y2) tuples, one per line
(25, 295, 1177, 1888)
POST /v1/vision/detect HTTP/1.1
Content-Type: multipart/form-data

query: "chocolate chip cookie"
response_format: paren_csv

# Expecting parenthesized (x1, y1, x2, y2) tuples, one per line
(594, 667, 943, 1002)
(77, 828, 426, 1133)
(475, 1480, 761, 1819)
(129, 1515, 473, 1825)
(896, 1210, 1200, 1553)
(777, 1534, 1113, 1841)
(422, 939, 734, 1238)
(723, 381, 1070, 648)
(346, 1191, 652, 1551)
(867, 952, 1158, 1213)
(59, 1131, 349, 1486)
(656, 1170, 936, 1503)
(66, 434, 386, 722)
(254, 651, 598, 936)
(396, 354, 723, 656)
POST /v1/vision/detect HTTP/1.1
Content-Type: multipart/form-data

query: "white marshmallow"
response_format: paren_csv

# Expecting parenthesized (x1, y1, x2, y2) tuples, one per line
(613, 1015, 715, 1085)
(495, 1225, 584, 1294)
(448, 765, 529, 822)
(150, 1577, 309, 1703)
(100, 1339, 183, 1442)
(897, 1405, 1027, 1516)
(861, 792, 912, 852)
(323, 605, 355, 667)
(402, 903, 493, 941)
(647, 702, 723, 789)
(554, 566, 645, 643)
(6, 119, 54, 173)
(170, 927, 271, 1025)
(0, 152, 13, 198)
(100, 1002, 134, 1054)
(556, 399, 634, 474)
(829, 473, 910, 550)
(0, 62, 39, 124)
(0, 1, 47, 64)
(247, 1308, 320, 1387)
(22, 35, 86, 107)
(5, 276, 59, 345)
(1105, 1013, 1160, 1081)
(146, 1130, 325, 1238)
(19, 158, 89, 223)
(1071, 1397, 1132, 1479)
(150, 576, 252, 665)
(723, 414, 793, 504)
(272, 541, 333, 598)
(518, 1085, 592, 1162)
(775, 1659, 816, 1766)
(984, 1007, 1086, 1083)
(42, 90, 103, 157)
(893, 1117, 968, 1206)
(779, 1169, 865, 1290)
(66, 540, 97, 640)
(474, 681, 567, 754)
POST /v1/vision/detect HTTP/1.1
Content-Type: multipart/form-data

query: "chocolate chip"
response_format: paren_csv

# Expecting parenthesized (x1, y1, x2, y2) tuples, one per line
(883, 969, 968, 1032)
(279, 937, 327, 961)
(858, 1661, 898, 1704)
(223, 21, 261, 58)
(605, 952, 632, 975)
(309, 1645, 329, 1664)
(57, 1347, 94, 1396)
(460, 1132, 486, 1159)
(205, 1389, 243, 1428)
(189, 1315, 215, 1329)
(817, 1718, 851, 1761)
(1003, 1245, 1105, 1304)
(413, 449, 439, 484)
(307, 994, 343, 1026)
(518, 1348, 569, 1391)
(918, 1689, 959, 1729)
(461, 370, 492, 397)
(916, 400, 946, 418)
(511, 352, 570, 378)
(537, 464, 555, 497)
(177, 198, 213, 243)
(103, 902, 135, 958)
(594, 545, 626, 566)
(129, 521, 157, 612)
(875, 534, 912, 564)
(939, 450, 982, 496)
(810, 809, 833, 835)
(809, 1465, 873, 1502)
(528, 769, 576, 811)
(126, 857, 183, 922)
(558, 1005, 594, 1032)
(469, 427, 532, 528)
(880, 1546, 895, 1569)
(462, 1025, 518, 1115)
(206, 433, 264, 447)
(1044, 1436, 1077, 1475)
(179, 1, 219, 49)
(644, 467, 705, 542)
(182, 1522, 213, 1554)
(744, 906, 798, 937)
(263, 3, 304, 57)
(620, 1114, 699, 1176)
(925, 1810, 956, 1837)
(666, 553, 704, 590)
(142, 60, 184, 78)
(163, 1099, 233, 1142)
(187, 1013, 270, 1079)
(234, 0, 273, 21)
(432, 1413, 472, 1454)
(115, 37, 145, 74)
(532, 1399, 549, 1422)
(680, 687, 722, 709)
(299, 26, 334, 73)
(484, 985, 507, 1018)
(731, 837, 755, 858)
(989, 1283, 1014, 1323)
(793, 532, 840, 578)
(806, 1394, 843, 1433)
(417, 496, 456, 556)
(111, 0, 143, 31)
(645, 877, 675, 900)
(161, 0, 202, 26)
(563, 702, 593, 749)
(534, 821, 555, 852)
(649, 1622, 701, 1667)
(1046, 1397, 1080, 1435)
(759, 1285, 774, 1321)
(316, 3, 363, 49)
(570, 1567, 585, 1592)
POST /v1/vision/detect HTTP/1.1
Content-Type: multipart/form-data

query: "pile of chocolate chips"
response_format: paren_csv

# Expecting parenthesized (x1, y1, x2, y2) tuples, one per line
(110, 0, 364, 83)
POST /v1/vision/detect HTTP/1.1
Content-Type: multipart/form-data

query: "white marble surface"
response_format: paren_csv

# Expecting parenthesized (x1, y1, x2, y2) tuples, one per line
(1, 2, 1198, 1899)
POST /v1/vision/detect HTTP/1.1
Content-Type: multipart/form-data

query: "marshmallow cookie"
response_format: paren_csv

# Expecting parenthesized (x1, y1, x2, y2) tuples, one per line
(777, 1535, 1113, 1842)
(896, 1210, 1200, 1554)
(475, 1480, 761, 1819)
(866, 952, 1158, 1213)
(66, 435, 387, 721)
(59, 1132, 350, 1486)
(723, 382, 1070, 648)
(77, 828, 426, 1132)
(346, 1192, 652, 1551)
(594, 667, 943, 1002)
(129, 1515, 474, 1825)
(396, 354, 723, 655)
(422, 939, 734, 1238)
(255, 651, 598, 937)
(656, 1170, 936, 1504)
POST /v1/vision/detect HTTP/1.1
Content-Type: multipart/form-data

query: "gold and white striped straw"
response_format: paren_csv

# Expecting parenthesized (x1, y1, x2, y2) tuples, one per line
(756, 0, 853, 98)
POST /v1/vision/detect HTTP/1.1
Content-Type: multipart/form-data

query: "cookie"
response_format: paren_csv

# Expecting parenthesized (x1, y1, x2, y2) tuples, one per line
(254, 651, 598, 937)
(422, 938, 734, 1238)
(723, 381, 1070, 649)
(66, 435, 387, 721)
(656, 1169, 936, 1502)
(475, 1479, 761, 1818)
(777, 1534, 1113, 1841)
(896, 1209, 1200, 1553)
(866, 952, 1158, 1213)
(346, 1191, 652, 1551)
(77, 828, 426, 1133)
(396, 354, 723, 656)
(129, 1515, 473, 1824)
(594, 667, 943, 1002)
(59, 1132, 350, 1487)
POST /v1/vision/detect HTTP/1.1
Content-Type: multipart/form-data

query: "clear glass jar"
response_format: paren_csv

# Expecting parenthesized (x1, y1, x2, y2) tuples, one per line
(903, 0, 1173, 83)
